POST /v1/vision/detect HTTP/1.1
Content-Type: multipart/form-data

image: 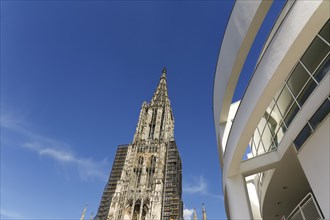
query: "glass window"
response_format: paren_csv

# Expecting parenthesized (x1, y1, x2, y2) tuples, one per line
(309, 98, 330, 130)
(314, 54, 330, 83)
(272, 131, 279, 149)
(294, 124, 312, 151)
(284, 102, 300, 127)
(269, 140, 277, 151)
(257, 117, 267, 137)
(301, 36, 330, 74)
(296, 78, 317, 107)
(287, 62, 310, 97)
(264, 99, 274, 122)
(280, 121, 287, 134)
(268, 101, 279, 122)
(270, 103, 282, 126)
(272, 121, 285, 147)
(248, 20, 330, 158)
(319, 19, 330, 43)
(261, 124, 272, 152)
(264, 111, 271, 123)
(250, 137, 256, 157)
(255, 133, 262, 156)
(273, 86, 282, 101)
(250, 140, 254, 156)
(266, 122, 276, 138)
(256, 139, 266, 155)
(276, 86, 294, 117)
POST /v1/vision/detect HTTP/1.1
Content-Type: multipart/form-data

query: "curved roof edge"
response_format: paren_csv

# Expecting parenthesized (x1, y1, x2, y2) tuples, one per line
(221, 0, 328, 180)
(213, 0, 273, 160)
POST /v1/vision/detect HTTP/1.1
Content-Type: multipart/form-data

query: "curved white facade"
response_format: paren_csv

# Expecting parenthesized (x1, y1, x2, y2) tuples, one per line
(214, 0, 329, 219)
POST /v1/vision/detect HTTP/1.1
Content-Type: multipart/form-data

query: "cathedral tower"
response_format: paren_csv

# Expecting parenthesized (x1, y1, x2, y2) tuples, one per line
(96, 68, 183, 220)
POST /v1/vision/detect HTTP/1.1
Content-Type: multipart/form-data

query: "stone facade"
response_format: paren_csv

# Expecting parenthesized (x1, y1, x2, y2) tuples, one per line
(96, 69, 183, 220)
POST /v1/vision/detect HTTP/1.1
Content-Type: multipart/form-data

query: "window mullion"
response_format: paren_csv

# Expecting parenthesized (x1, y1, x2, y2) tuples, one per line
(299, 60, 318, 85)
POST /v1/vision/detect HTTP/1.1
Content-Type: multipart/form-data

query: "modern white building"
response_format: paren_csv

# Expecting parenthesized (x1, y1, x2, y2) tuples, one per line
(213, 0, 329, 219)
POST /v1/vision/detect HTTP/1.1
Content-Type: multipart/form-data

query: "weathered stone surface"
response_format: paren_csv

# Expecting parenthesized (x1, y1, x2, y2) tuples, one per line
(96, 69, 183, 220)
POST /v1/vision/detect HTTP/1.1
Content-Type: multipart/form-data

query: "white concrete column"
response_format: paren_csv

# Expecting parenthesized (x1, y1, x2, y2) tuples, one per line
(226, 174, 252, 219)
(246, 175, 262, 219)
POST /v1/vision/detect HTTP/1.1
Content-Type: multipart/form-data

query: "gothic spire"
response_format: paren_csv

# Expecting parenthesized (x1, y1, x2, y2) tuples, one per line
(161, 67, 166, 79)
(193, 208, 198, 220)
(202, 203, 207, 220)
(80, 205, 87, 220)
(150, 68, 169, 106)
(133, 68, 174, 143)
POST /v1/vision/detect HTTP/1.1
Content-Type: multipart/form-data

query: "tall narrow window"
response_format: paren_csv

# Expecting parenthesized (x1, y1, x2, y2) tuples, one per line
(160, 108, 165, 138)
(147, 156, 156, 188)
(149, 109, 157, 139)
(135, 156, 143, 187)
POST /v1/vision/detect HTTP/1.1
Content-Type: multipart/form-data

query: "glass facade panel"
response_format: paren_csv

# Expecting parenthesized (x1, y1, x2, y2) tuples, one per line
(273, 121, 285, 147)
(257, 140, 266, 155)
(287, 63, 310, 96)
(256, 127, 263, 153)
(264, 101, 275, 131)
(284, 102, 300, 127)
(273, 87, 282, 101)
(257, 117, 267, 137)
(261, 124, 272, 152)
(301, 36, 330, 74)
(253, 128, 261, 156)
(270, 104, 282, 125)
(267, 99, 275, 114)
(294, 124, 312, 151)
(266, 122, 276, 138)
(264, 111, 271, 123)
(314, 54, 330, 83)
(279, 121, 286, 137)
(277, 86, 294, 117)
(248, 22, 329, 159)
(269, 140, 277, 151)
(319, 19, 330, 43)
(296, 78, 317, 107)
(251, 138, 257, 157)
(309, 98, 330, 130)
(250, 138, 256, 157)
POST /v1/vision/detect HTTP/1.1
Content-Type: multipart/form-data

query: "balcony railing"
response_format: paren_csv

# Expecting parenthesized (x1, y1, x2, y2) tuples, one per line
(287, 193, 323, 220)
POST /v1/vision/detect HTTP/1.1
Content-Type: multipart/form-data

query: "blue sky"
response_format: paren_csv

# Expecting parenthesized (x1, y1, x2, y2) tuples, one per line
(1, 1, 285, 219)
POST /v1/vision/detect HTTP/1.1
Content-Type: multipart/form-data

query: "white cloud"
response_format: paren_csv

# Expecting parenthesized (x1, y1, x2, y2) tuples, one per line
(183, 175, 207, 194)
(0, 208, 22, 219)
(1, 114, 109, 181)
(183, 208, 194, 220)
(24, 142, 108, 181)
(183, 175, 224, 200)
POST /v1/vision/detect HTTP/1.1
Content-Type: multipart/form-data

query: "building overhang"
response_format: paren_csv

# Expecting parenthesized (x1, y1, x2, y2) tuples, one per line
(213, 0, 273, 170)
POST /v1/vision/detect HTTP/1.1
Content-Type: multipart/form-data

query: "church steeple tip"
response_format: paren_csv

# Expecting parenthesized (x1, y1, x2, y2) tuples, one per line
(150, 67, 170, 106)
(133, 67, 174, 143)
(161, 67, 167, 79)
